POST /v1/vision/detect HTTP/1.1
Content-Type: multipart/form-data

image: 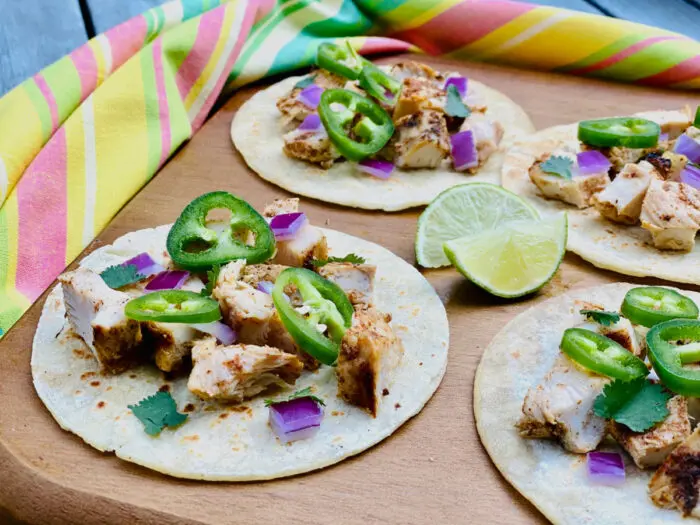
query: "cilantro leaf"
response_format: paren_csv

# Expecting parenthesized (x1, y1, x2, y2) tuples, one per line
(580, 309, 621, 327)
(540, 155, 574, 179)
(199, 264, 221, 297)
(310, 254, 366, 268)
(294, 76, 315, 89)
(100, 264, 144, 289)
(265, 386, 325, 407)
(445, 84, 471, 118)
(128, 391, 188, 436)
(593, 378, 671, 432)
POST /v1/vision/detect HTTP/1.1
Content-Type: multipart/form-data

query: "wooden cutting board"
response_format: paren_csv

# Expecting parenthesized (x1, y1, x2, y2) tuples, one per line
(1, 55, 698, 525)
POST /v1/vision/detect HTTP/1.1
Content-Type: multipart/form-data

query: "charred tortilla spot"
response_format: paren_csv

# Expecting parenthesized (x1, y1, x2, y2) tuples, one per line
(183, 403, 196, 413)
(219, 413, 229, 420)
(158, 384, 171, 393)
(382, 388, 389, 396)
(81, 372, 96, 380)
(90, 380, 101, 387)
(97, 401, 105, 409)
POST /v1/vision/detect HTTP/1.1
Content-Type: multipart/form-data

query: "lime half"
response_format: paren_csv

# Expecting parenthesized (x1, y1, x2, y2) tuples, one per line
(443, 213, 567, 298)
(416, 183, 538, 268)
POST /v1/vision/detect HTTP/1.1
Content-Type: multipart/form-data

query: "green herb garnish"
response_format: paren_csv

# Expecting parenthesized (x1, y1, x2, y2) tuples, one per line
(265, 386, 325, 407)
(128, 391, 189, 436)
(540, 155, 574, 179)
(100, 264, 144, 289)
(294, 76, 316, 89)
(445, 84, 470, 118)
(311, 254, 366, 267)
(580, 309, 621, 327)
(199, 264, 221, 297)
(593, 378, 671, 432)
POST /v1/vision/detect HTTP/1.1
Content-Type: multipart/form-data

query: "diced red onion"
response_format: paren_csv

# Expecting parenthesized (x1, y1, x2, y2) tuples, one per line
(576, 150, 612, 176)
(124, 253, 165, 277)
(145, 270, 190, 291)
(451, 130, 478, 171)
(680, 163, 700, 189)
(444, 76, 468, 98)
(297, 85, 323, 109)
(269, 212, 308, 241)
(587, 451, 625, 486)
(298, 113, 322, 131)
(269, 396, 323, 443)
(330, 102, 346, 112)
(659, 132, 669, 142)
(257, 280, 274, 294)
(357, 159, 394, 180)
(191, 321, 237, 345)
(674, 133, 700, 164)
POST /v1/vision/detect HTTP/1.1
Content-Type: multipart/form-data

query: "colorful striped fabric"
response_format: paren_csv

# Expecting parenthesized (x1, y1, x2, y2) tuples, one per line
(1, 0, 699, 338)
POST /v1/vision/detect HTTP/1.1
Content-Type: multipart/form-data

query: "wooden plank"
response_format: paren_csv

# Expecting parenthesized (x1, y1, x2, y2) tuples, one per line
(0, 0, 87, 96)
(586, 0, 700, 39)
(85, 0, 162, 34)
(0, 54, 696, 525)
(522, 0, 605, 14)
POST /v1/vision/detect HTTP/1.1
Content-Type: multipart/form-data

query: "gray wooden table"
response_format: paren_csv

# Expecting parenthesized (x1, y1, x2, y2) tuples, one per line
(1, 0, 699, 97)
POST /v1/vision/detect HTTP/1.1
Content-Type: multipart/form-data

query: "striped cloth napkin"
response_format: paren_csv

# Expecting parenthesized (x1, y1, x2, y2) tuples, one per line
(1, 0, 699, 338)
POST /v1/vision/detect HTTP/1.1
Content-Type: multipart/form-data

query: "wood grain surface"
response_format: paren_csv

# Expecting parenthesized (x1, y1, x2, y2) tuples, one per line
(1, 55, 698, 525)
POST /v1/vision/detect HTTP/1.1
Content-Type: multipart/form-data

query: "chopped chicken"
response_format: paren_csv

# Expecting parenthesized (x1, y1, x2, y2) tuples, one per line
(652, 107, 693, 139)
(263, 198, 299, 218)
(239, 264, 288, 288)
(687, 125, 700, 141)
(213, 262, 317, 369)
(187, 338, 302, 402)
(277, 69, 346, 124)
(610, 396, 690, 469)
(283, 126, 341, 169)
(641, 151, 688, 182)
(391, 110, 450, 169)
(575, 301, 644, 358)
(59, 268, 143, 374)
(315, 262, 376, 307)
(640, 178, 700, 251)
(529, 150, 610, 209)
(143, 322, 202, 372)
(517, 353, 608, 453)
(593, 161, 660, 224)
(393, 78, 446, 121)
(650, 426, 700, 517)
(389, 61, 444, 87)
(459, 112, 504, 169)
(337, 307, 404, 417)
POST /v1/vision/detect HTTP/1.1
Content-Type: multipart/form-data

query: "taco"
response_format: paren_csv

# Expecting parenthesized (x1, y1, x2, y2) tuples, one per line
(501, 106, 700, 284)
(231, 42, 534, 211)
(475, 282, 700, 523)
(32, 192, 448, 481)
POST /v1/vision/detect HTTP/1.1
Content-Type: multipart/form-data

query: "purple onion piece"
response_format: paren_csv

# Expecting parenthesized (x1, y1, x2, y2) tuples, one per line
(576, 150, 612, 176)
(297, 85, 323, 109)
(145, 270, 190, 291)
(450, 130, 478, 171)
(298, 113, 322, 131)
(191, 321, 237, 345)
(444, 76, 468, 98)
(680, 164, 700, 189)
(270, 212, 308, 241)
(674, 133, 700, 164)
(357, 159, 394, 180)
(257, 280, 275, 294)
(124, 253, 165, 277)
(269, 397, 323, 443)
(587, 451, 625, 486)
(659, 132, 669, 142)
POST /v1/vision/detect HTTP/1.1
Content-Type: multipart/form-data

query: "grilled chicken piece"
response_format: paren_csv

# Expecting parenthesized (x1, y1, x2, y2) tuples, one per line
(653, 108, 693, 139)
(187, 338, 303, 402)
(263, 200, 328, 268)
(610, 396, 691, 469)
(517, 352, 608, 453)
(263, 198, 299, 218)
(59, 268, 143, 374)
(277, 69, 346, 124)
(650, 426, 700, 517)
(640, 178, 700, 251)
(575, 301, 644, 358)
(239, 264, 288, 288)
(459, 112, 504, 169)
(143, 322, 201, 372)
(393, 78, 446, 121)
(389, 61, 444, 87)
(593, 161, 660, 224)
(283, 126, 341, 169)
(641, 151, 688, 182)
(213, 262, 317, 369)
(392, 110, 450, 169)
(337, 307, 404, 417)
(529, 150, 610, 208)
(687, 125, 700, 141)
(315, 262, 376, 307)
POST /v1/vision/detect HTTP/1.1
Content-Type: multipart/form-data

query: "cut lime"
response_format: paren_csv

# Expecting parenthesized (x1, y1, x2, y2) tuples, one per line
(415, 183, 539, 268)
(443, 213, 567, 298)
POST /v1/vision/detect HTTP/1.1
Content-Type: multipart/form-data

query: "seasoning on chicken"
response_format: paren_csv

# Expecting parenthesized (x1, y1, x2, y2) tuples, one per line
(277, 69, 346, 125)
(610, 396, 691, 469)
(575, 301, 644, 358)
(263, 198, 299, 218)
(143, 322, 201, 372)
(649, 426, 700, 517)
(460, 112, 504, 169)
(315, 262, 376, 307)
(59, 268, 144, 374)
(336, 307, 404, 417)
(651, 107, 693, 139)
(640, 151, 688, 182)
(529, 150, 610, 209)
(391, 110, 450, 169)
(239, 264, 289, 288)
(593, 161, 660, 224)
(389, 61, 445, 86)
(516, 353, 608, 453)
(283, 126, 341, 169)
(393, 78, 446, 121)
(640, 178, 700, 251)
(187, 337, 303, 402)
